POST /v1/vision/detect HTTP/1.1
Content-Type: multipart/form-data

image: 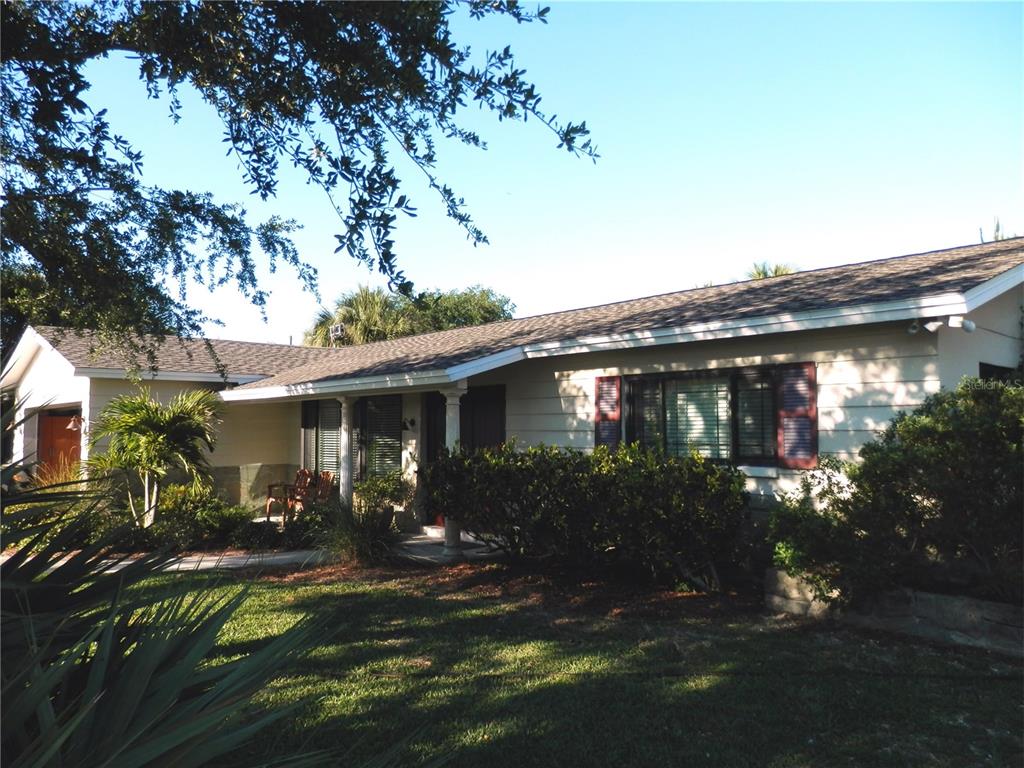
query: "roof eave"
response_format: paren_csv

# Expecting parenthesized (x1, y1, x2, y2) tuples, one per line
(220, 368, 454, 402)
(211, 264, 1024, 404)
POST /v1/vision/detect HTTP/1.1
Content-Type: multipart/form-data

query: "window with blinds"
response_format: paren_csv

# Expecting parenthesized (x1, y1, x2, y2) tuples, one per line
(317, 399, 342, 474)
(736, 374, 775, 461)
(351, 395, 402, 480)
(625, 364, 812, 468)
(665, 377, 732, 459)
(300, 399, 342, 475)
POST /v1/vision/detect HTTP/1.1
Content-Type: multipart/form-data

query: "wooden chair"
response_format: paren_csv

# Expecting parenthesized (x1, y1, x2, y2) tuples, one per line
(267, 469, 337, 524)
(297, 470, 335, 509)
(265, 468, 314, 521)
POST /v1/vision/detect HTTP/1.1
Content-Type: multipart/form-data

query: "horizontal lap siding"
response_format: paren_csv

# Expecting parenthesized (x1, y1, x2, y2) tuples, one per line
(470, 322, 939, 461)
(216, 401, 300, 467)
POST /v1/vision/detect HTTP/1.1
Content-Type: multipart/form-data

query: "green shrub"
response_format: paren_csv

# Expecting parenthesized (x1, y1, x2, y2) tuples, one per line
(424, 443, 748, 591)
(319, 474, 411, 564)
(230, 520, 284, 550)
(770, 379, 1024, 605)
(282, 499, 339, 550)
(196, 503, 255, 546)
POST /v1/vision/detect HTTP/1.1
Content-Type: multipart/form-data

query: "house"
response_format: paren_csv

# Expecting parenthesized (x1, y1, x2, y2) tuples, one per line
(3, 239, 1022, 556)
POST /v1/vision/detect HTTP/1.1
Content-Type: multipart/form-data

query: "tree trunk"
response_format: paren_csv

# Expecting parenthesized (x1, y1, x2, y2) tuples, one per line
(142, 471, 155, 528)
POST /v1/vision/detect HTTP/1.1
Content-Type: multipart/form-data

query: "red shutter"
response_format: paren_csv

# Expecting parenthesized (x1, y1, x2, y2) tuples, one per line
(595, 376, 622, 449)
(776, 363, 818, 469)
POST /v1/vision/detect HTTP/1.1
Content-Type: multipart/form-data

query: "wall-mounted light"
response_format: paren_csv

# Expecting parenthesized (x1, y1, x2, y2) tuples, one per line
(401, 417, 417, 431)
(907, 320, 920, 335)
(947, 315, 976, 333)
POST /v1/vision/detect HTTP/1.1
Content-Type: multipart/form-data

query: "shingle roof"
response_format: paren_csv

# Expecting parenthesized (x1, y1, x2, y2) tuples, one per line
(236, 238, 1024, 390)
(33, 327, 348, 379)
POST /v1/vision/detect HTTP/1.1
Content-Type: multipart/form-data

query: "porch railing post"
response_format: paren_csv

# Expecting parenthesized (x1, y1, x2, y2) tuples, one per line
(336, 396, 353, 508)
(440, 383, 467, 561)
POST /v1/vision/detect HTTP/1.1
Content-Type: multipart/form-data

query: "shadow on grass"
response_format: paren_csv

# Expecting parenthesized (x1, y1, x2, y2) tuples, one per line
(196, 564, 1021, 768)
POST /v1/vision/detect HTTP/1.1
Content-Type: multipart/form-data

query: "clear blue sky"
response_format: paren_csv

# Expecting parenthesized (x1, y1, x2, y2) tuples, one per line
(82, 2, 1023, 343)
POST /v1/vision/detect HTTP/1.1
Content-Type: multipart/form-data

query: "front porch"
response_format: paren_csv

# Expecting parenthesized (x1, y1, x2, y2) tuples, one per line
(218, 381, 507, 562)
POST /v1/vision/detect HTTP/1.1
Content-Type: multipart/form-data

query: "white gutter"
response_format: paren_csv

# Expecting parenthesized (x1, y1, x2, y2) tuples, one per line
(220, 368, 452, 402)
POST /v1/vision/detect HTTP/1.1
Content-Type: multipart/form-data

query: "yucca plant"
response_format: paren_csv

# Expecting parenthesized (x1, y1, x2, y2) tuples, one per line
(89, 389, 223, 527)
(1, 474, 331, 768)
(1, 390, 328, 768)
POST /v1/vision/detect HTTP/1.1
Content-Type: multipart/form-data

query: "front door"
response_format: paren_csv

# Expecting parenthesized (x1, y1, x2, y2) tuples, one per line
(459, 385, 506, 452)
(37, 409, 82, 474)
(422, 386, 508, 457)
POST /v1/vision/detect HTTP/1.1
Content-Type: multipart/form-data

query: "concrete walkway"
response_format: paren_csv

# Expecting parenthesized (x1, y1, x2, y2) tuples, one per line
(390, 532, 504, 565)
(4, 531, 503, 573)
(160, 549, 331, 572)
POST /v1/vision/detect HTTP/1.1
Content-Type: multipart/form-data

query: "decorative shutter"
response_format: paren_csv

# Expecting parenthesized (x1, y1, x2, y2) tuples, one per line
(366, 395, 402, 476)
(301, 400, 319, 471)
(317, 399, 341, 474)
(594, 376, 622, 448)
(776, 363, 818, 469)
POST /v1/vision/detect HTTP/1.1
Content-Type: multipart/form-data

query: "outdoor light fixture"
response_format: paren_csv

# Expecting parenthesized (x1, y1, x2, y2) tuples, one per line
(947, 315, 977, 333)
(907, 320, 920, 334)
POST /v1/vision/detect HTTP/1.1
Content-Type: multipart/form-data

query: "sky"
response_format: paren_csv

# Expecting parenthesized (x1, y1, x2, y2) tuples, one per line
(82, 2, 1023, 344)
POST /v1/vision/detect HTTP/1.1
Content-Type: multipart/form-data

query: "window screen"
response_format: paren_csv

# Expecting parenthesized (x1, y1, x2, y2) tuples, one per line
(665, 377, 731, 459)
(317, 399, 342, 474)
(354, 395, 402, 479)
(736, 375, 775, 461)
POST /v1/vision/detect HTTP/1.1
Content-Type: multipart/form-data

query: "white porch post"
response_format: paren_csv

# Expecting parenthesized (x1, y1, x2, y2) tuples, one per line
(441, 385, 466, 560)
(336, 397, 353, 508)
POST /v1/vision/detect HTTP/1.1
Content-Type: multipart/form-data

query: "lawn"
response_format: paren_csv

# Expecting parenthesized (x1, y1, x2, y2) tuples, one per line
(186, 562, 1021, 768)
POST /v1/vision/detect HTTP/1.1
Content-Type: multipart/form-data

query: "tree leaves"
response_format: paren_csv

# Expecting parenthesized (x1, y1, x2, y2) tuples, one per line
(1, 0, 594, 362)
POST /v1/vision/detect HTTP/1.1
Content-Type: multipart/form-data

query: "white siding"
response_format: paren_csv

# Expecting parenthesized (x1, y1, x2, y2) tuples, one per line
(937, 286, 1022, 387)
(215, 400, 300, 468)
(469, 321, 941, 502)
(13, 344, 90, 464)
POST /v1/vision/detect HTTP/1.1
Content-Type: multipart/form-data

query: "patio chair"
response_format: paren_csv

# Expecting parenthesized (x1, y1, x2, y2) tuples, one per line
(295, 470, 336, 517)
(265, 468, 314, 521)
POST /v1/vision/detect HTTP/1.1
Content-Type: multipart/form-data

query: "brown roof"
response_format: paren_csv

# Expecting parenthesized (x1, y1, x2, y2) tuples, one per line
(33, 327, 348, 379)
(236, 238, 1024, 390)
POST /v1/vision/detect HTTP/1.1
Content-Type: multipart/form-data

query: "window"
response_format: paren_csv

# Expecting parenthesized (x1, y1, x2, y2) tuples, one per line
(302, 396, 403, 480)
(353, 395, 402, 480)
(665, 377, 732, 459)
(300, 399, 342, 474)
(979, 363, 1020, 383)
(620, 364, 816, 468)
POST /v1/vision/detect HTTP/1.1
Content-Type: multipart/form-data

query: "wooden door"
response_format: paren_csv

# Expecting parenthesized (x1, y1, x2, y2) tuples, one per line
(37, 410, 82, 473)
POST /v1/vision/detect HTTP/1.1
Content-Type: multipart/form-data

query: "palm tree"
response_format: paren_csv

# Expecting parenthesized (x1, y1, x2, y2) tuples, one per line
(305, 285, 416, 346)
(747, 262, 795, 279)
(89, 389, 223, 527)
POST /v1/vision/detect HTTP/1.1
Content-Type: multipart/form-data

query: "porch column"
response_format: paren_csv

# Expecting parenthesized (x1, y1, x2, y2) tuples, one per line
(336, 396, 354, 508)
(441, 385, 466, 560)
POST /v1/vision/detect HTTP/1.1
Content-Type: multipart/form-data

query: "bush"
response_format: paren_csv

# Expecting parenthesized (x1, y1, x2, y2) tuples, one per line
(230, 520, 284, 550)
(145, 484, 257, 552)
(769, 379, 1024, 605)
(424, 443, 748, 591)
(320, 474, 411, 564)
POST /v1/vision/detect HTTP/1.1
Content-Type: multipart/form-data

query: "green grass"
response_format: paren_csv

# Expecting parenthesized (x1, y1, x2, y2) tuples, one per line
(180, 563, 1021, 767)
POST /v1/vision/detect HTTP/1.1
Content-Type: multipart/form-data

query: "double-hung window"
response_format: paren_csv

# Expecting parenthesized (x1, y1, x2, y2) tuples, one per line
(595, 363, 817, 468)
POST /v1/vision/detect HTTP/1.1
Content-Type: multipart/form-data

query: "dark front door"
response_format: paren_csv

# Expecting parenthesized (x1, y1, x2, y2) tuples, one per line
(460, 385, 506, 452)
(422, 385, 507, 457)
(37, 409, 81, 473)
